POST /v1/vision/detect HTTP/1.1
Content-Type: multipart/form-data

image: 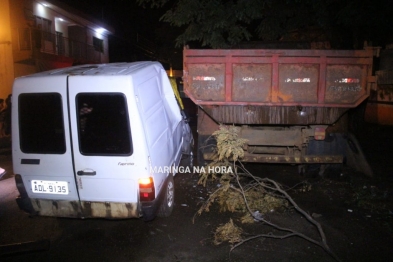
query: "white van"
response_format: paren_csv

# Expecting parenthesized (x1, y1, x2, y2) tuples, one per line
(12, 62, 193, 220)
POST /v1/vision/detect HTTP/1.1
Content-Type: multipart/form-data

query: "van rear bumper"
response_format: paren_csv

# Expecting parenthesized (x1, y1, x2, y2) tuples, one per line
(15, 175, 140, 219)
(17, 197, 140, 219)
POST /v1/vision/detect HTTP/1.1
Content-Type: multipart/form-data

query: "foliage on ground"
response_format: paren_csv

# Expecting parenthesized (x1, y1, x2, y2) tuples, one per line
(194, 124, 340, 261)
(213, 219, 243, 245)
(196, 126, 287, 217)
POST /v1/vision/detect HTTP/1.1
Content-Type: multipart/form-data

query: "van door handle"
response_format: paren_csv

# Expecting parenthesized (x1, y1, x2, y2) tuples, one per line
(77, 170, 96, 176)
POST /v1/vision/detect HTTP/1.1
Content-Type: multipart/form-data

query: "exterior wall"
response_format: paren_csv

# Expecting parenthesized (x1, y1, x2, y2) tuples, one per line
(31, 0, 111, 62)
(14, 63, 36, 80)
(89, 29, 109, 63)
(0, 0, 15, 99)
(0, 0, 113, 97)
(9, 0, 32, 65)
(55, 18, 68, 37)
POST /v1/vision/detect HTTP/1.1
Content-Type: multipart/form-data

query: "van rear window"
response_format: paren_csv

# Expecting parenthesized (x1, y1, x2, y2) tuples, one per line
(76, 93, 133, 156)
(19, 93, 66, 154)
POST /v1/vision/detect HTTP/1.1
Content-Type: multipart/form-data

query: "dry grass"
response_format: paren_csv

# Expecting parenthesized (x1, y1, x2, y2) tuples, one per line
(213, 125, 248, 162)
(217, 186, 288, 214)
(195, 125, 337, 261)
(213, 219, 243, 245)
(197, 125, 287, 221)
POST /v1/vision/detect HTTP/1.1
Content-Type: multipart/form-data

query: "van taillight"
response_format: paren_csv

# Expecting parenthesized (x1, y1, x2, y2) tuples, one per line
(138, 177, 155, 201)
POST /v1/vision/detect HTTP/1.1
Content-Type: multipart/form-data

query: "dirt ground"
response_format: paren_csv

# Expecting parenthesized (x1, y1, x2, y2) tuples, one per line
(185, 102, 393, 261)
(1, 106, 393, 261)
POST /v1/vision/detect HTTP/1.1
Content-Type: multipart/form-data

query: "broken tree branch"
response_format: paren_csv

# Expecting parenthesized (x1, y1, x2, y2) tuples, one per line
(235, 161, 340, 262)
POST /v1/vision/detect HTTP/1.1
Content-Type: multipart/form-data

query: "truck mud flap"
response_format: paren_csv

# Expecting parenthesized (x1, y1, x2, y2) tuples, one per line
(345, 132, 374, 177)
(307, 133, 373, 177)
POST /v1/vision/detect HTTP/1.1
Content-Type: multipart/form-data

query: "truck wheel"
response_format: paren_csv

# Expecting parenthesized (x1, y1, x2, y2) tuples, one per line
(197, 144, 205, 167)
(180, 151, 193, 169)
(180, 138, 194, 168)
(197, 134, 216, 167)
(157, 175, 175, 217)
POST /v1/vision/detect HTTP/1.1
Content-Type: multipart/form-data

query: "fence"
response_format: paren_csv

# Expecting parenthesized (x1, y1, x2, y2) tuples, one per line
(16, 28, 102, 63)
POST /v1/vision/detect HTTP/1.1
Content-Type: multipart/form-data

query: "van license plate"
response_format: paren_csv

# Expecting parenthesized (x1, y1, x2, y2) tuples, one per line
(31, 180, 68, 195)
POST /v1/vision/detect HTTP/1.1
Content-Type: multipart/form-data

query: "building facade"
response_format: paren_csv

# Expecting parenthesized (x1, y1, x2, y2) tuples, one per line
(0, 0, 114, 99)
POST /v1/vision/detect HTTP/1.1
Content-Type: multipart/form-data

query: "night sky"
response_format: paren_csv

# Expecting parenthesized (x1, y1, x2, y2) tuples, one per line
(56, 0, 393, 69)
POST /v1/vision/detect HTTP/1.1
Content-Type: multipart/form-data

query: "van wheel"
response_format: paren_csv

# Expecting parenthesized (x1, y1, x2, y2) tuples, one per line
(157, 175, 175, 217)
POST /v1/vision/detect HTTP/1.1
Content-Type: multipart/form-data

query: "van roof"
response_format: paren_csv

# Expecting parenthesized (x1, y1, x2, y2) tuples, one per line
(21, 62, 163, 78)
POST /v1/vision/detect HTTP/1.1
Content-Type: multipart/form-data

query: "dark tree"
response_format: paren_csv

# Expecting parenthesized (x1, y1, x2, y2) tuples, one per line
(137, 0, 393, 49)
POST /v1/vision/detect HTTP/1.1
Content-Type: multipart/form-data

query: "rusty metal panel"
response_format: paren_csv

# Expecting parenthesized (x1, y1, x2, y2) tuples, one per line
(202, 105, 348, 125)
(186, 64, 225, 101)
(376, 70, 393, 84)
(197, 107, 219, 136)
(184, 48, 373, 58)
(183, 48, 374, 125)
(232, 64, 272, 102)
(241, 128, 302, 147)
(183, 48, 373, 109)
(325, 65, 366, 103)
(240, 154, 343, 164)
(203, 152, 343, 164)
(365, 101, 393, 125)
(365, 70, 393, 125)
(245, 146, 287, 155)
(278, 64, 319, 102)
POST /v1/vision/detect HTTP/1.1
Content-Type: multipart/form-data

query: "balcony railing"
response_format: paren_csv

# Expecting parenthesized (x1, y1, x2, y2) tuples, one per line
(16, 28, 102, 63)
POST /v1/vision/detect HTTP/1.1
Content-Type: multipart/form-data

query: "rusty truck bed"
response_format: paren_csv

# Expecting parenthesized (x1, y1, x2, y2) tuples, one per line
(183, 48, 375, 125)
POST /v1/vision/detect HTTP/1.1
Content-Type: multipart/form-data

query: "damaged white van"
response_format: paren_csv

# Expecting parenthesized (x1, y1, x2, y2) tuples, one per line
(12, 62, 193, 220)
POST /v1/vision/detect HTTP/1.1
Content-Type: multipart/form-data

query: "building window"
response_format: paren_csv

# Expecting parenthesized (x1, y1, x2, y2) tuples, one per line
(34, 16, 52, 41)
(19, 28, 31, 50)
(93, 37, 104, 53)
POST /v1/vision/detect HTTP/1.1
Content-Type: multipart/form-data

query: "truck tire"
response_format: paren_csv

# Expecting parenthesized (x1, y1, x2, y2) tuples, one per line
(197, 134, 216, 167)
(180, 138, 194, 168)
(180, 151, 193, 169)
(197, 135, 206, 167)
(157, 175, 175, 217)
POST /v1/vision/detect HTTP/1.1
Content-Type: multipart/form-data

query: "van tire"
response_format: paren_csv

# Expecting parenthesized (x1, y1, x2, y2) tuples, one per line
(157, 175, 175, 217)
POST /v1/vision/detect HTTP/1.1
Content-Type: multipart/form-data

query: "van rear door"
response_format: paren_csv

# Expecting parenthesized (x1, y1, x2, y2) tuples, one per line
(13, 76, 81, 217)
(68, 76, 138, 218)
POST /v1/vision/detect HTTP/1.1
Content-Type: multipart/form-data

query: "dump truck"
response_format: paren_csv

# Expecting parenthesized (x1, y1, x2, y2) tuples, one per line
(183, 47, 376, 176)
